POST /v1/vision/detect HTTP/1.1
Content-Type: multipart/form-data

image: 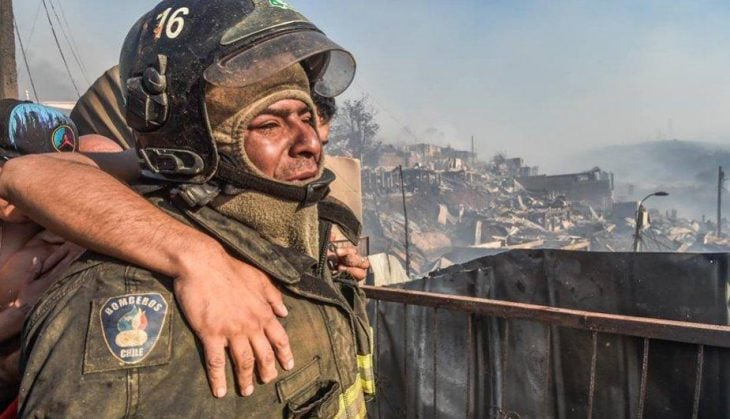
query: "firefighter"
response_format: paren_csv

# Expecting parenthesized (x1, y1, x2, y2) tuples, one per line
(19, 1, 373, 416)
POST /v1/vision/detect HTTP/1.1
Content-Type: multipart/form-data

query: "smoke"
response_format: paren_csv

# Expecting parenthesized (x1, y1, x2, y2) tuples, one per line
(557, 139, 730, 220)
(17, 55, 79, 101)
(303, 1, 730, 171)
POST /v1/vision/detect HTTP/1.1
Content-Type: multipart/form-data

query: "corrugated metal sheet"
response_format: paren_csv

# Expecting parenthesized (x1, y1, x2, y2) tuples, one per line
(367, 250, 730, 418)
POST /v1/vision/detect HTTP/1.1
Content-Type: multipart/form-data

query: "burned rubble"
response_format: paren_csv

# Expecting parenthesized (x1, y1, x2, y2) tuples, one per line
(358, 143, 730, 279)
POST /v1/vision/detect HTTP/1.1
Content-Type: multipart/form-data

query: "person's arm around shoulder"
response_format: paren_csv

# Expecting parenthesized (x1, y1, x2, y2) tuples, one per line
(0, 151, 293, 397)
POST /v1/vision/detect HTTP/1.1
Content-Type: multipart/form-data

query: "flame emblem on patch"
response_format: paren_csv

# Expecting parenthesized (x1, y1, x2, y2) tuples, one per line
(115, 306, 149, 347)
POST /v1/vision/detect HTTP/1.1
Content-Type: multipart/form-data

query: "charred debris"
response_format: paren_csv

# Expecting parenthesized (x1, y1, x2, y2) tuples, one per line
(354, 143, 729, 279)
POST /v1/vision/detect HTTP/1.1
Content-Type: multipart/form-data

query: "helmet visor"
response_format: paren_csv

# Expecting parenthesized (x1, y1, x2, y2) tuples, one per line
(204, 30, 355, 98)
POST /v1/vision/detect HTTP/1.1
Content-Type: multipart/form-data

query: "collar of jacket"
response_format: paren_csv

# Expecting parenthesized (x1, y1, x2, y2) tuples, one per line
(148, 195, 360, 313)
(174, 200, 314, 285)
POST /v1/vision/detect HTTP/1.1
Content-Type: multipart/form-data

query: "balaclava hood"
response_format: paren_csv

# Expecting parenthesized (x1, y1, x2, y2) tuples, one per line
(206, 63, 323, 257)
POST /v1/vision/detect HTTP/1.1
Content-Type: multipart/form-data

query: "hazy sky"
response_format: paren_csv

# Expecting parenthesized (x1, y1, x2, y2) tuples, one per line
(12, 0, 730, 171)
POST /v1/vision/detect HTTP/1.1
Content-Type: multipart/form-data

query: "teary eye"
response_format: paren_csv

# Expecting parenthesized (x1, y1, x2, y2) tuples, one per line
(253, 120, 280, 132)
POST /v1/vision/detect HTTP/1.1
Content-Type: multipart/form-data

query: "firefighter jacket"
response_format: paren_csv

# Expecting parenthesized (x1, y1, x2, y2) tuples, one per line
(19, 195, 374, 418)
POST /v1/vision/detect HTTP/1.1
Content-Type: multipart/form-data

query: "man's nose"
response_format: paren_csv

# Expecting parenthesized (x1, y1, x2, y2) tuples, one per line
(290, 120, 321, 158)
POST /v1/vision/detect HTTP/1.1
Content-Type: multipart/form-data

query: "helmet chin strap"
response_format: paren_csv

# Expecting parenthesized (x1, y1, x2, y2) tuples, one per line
(216, 156, 334, 208)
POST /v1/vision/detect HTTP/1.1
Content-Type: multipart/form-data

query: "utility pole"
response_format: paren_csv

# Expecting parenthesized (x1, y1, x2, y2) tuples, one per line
(632, 205, 645, 252)
(718, 166, 725, 237)
(471, 135, 475, 167)
(398, 165, 411, 276)
(0, 0, 18, 99)
(633, 191, 669, 252)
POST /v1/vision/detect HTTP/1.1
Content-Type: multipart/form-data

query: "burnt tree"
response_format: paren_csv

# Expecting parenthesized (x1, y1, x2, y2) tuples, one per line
(330, 96, 380, 162)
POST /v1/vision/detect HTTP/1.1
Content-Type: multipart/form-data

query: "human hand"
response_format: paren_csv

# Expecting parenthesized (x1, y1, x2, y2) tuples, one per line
(0, 197, 28, 223)
(328, 245, 370, 282)
(0, 239, 82, 341)
(173, 247, 293, 399)
(0, 254, 42, 342)
(0, 164, 26, 223)
(0, 247, 51, 308)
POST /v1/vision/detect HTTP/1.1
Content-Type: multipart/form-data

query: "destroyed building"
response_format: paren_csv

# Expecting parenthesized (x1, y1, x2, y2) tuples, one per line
(516, 167, 614, 211)
(357, 145, 730, 280)
(489, 154, 538, 177)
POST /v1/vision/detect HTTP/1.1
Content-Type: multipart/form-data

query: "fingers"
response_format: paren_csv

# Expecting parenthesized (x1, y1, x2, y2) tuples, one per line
(176, 256, 297, 400)
(265, 320, 294, 372)
(328, 246, 370, 281)
(204, 321, 292, 399)
(0, 199, 28, 223)
(338, 265, 369, 282)
(17, 256, 43, 292)
(229, 338, 255, 397)
(19, 261, 63, 306)
(34, 229, 66, 245)
(0, 254, 41, 307)
(235, 260, 288, 318)
(27, 255, 43, 277)
(261, 278, 288, 318)
(335, 247, 370, 269)
(251, 335, 278, 384)
(39, 244, 70, 274)
(331, 247, 370, 281)
(202, 338, 229, 398)
(335, 246, 358, 259)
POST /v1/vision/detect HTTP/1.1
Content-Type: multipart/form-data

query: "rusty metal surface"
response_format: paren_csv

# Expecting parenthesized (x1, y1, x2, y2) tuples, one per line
(363, 285, 730, 348)
(367, 250, 730, 419)
(637, 338, 650, 419)
(691, 345, 704, 419)
(587, 331, 598, 419)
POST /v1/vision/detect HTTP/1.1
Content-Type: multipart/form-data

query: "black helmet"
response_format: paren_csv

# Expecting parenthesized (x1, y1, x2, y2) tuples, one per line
(120, 0, 355, 184)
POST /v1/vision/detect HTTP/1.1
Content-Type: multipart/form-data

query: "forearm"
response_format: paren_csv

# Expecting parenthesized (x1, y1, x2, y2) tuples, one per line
(0, 155, 223, 277)
(2, 148, 141, 183)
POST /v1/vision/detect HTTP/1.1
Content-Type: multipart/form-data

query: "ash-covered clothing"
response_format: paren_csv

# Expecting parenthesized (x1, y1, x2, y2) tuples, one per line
(19, 196, 373, 418)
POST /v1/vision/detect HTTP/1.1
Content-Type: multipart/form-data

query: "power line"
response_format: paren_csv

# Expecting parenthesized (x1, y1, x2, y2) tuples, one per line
(41, 0, 80, 97)
(49, 0, 90, 84)
(54, 0, 83, 66)
(13, 15, 40, 101)
(26, 0, 43, 46)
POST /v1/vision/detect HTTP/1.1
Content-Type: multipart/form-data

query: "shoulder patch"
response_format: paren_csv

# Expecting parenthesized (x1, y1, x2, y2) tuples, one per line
(51, 124, 77, 152)
(6, 102, 78, 154)
(99, 293, 168, 364)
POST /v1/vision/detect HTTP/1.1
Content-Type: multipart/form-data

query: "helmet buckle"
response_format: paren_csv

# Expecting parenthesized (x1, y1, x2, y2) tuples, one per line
(299, 170, 333, 207)
(126, 55, 170, 132)
(140, 147, 205, 176)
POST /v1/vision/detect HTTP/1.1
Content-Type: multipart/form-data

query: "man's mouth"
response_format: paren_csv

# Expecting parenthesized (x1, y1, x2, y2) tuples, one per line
(277, 157, 320, 182)
(288, 168, 319, 182)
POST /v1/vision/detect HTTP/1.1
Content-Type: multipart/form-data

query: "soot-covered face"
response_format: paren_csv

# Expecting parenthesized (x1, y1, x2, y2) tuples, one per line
(244, 98, 321, 182)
